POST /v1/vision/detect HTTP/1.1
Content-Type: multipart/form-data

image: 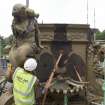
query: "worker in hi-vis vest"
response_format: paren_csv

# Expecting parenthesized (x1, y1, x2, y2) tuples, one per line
(12, 58, 40, 105)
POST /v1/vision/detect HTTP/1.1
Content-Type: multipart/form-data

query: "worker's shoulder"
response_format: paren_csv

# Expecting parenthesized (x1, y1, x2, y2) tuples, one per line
(15, 67, 24, 70)
(15, 67, 24, 73)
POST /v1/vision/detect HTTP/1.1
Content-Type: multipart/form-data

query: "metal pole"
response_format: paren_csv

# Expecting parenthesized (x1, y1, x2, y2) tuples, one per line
(94, 8, 96, 28)
(93, 8, 96, 41)
(26, 0, 29, 7)
(87, 0, 89, 24)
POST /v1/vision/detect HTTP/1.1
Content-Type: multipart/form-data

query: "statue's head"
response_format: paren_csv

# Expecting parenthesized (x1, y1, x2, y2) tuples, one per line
(12, 3, 39, 19)
(25, 8, 39, 18)
(12, 3, 26, 18)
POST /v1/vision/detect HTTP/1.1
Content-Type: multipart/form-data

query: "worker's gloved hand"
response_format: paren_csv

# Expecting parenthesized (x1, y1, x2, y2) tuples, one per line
(4, 81, 13, 94)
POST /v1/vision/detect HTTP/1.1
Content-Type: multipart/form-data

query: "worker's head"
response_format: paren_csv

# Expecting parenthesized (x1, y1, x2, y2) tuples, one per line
(24, 58, 37, 71)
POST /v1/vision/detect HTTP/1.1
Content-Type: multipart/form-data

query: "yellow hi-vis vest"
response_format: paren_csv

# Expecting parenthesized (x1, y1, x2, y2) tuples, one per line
(13, 67, 37, 105)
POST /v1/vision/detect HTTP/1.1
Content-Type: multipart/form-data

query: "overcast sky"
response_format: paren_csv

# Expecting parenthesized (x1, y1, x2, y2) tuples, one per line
(0, 0, 105, 37)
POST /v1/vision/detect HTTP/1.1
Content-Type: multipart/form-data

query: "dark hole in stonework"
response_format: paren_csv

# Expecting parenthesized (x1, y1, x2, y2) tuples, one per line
(54, 24, 67, 41)
(66, 53, 86, 81)
(36, 52, 54, 82)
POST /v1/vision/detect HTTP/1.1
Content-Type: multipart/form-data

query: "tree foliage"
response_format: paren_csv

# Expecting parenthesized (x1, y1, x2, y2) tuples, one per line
(4, 34, 14, 45)
(0, 36, 6, 48)
(96, 30, 105, 40)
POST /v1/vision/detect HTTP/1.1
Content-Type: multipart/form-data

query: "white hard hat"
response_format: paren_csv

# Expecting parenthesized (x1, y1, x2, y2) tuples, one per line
(24, 58, 37, 71)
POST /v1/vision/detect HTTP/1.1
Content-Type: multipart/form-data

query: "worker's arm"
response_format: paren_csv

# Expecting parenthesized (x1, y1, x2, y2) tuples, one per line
(6, 64, 14, 82)
(35, 79, 42, 99)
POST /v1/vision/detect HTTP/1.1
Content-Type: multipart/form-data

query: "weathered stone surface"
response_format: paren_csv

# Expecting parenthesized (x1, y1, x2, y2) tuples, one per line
(39, 24, 89, 42)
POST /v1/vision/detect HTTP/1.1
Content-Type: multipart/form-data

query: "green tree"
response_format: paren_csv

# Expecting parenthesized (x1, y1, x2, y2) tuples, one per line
(4, 34, 14, 45)
(96, 30, 105, 40)
(0, 36, 6, 57)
